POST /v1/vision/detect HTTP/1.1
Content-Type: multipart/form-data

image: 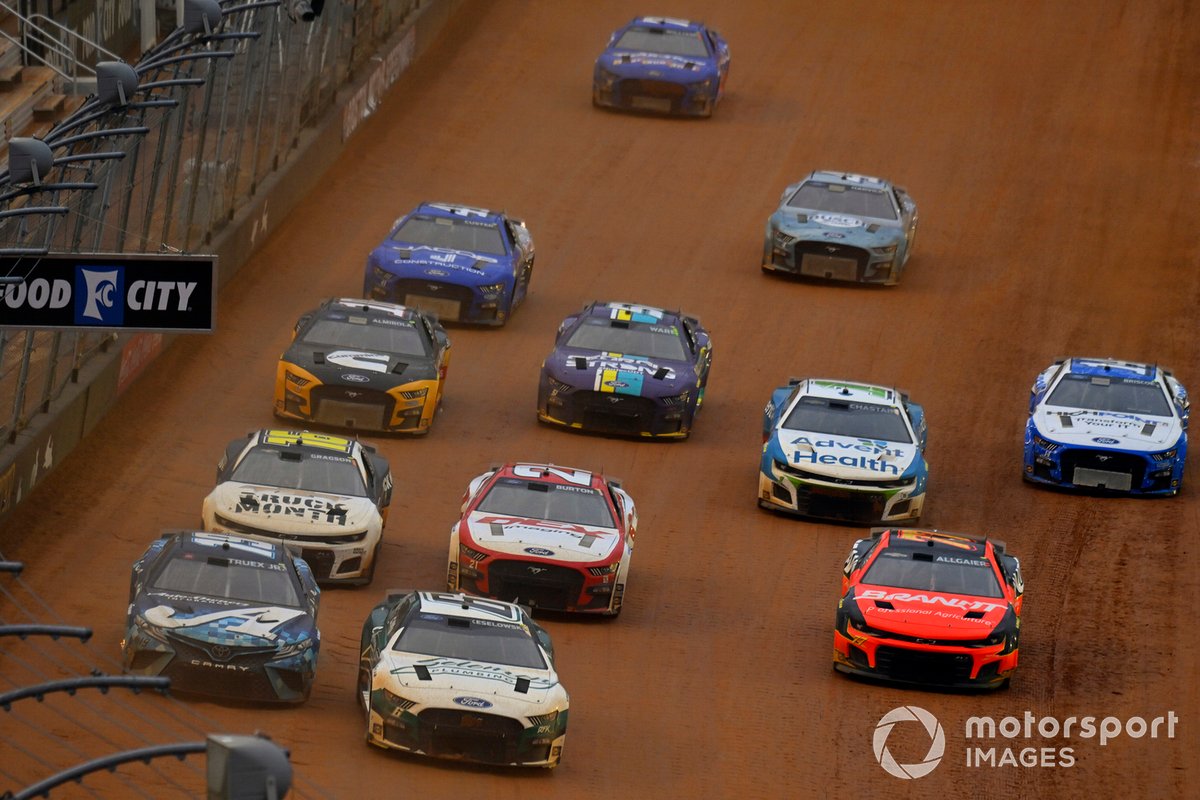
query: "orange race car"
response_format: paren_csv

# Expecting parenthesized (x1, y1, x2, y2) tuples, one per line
(834, 528, 1023, 690)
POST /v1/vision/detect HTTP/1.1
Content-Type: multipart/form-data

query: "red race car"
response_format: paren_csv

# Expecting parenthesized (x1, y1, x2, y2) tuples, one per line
(447, 462, 636, 616)
(834, 528, 1023, 690)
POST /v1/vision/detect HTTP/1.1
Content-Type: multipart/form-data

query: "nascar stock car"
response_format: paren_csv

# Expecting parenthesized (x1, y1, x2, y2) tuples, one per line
(358, 591, 569, 768)
(592, 16, 730, 117)
(1024, 357, 1189, 495)
(447, 462, 636, 616)
(363, 202, 534, 326)
(834, 528, 1023, 690)
(759, 378, 928, 523)
(762, 171, 918, 285)
(274, 298, 450, 434)
(536, 301, 712, 439)
(122, 531, 321, 703)
(201, 429, 393, 585)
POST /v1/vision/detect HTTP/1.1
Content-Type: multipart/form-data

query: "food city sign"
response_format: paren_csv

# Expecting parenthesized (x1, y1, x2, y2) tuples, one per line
(0, 253, 216, 332)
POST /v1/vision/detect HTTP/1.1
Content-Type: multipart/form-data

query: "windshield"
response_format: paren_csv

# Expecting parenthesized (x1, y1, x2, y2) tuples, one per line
(391, 215, 507, 255)
(863, 551, 1002, 598)
(303, 318, 429, 357)
(477, 477, 615, 528)
(394, 613, 546, 669)
(783, 396, 912, 443)
(153, 555, 301, 606)
(230, 448, 367, 497)
(613, 27, 709, 58)
(1046, 374, 1172, 416)
(565, 318, 687, 361)
(786, 181, 897, 220)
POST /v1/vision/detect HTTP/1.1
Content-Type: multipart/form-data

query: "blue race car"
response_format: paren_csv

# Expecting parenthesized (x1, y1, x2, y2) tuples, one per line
(122, 531, 321, 703)
(759, 378, 929, 523)
(363, 202, 534, 326)
(537, 301, 712, 439)
(762, 171, 918, 285)
(1024, 357, 1189, 495)
(592, 16, 730, 117)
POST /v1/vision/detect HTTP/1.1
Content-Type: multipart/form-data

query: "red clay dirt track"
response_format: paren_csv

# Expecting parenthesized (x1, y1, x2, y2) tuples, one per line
(2, 1, 1199, 798)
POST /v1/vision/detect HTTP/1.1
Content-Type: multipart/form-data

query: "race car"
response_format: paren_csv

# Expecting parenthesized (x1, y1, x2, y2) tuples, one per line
(834, 528, 1023, 690)
(122, 531, 321, 703)
(274, 298, 451, 434)
(201, 429, 393, 585)
(1023, 357, 1189, 495)
(357, 591, 569, 768)
(762, 171, 918, 285)
(759, 378, 928, 523)
(536, 301, 712, 439)
(592, 16, 730, 117)
(447, 462, 636, 616)
(363, 201, 534, 326)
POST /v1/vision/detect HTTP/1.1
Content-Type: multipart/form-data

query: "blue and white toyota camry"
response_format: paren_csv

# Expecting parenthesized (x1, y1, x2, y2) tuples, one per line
(759, 378, 929, 523)
(363, 202, 534, 326)
(762, 171, 918, 285)
(1024, 357, 1189, 495)
(592, 16, 730, 117)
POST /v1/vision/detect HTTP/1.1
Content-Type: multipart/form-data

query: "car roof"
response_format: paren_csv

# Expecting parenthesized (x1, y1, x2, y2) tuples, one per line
(414, 201, 504, 224)
(320, 297, 423, 324)
(413, 591, 527, 624)
(251, 428, 359, 457)
(583, 300, 682, 325)
(494, 462, 605, 491)
(169, 530, 289, 564)
(800, 378, 902, 407)
(805, 170, 891, 189)
(1066, 357, 1160, 382)
(879, 528, 994, 559)
(628, 16, 705, 33)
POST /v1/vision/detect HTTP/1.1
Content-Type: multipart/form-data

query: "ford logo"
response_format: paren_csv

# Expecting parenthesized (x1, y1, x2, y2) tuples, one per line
(342, 374, 370, 383)
(524, 547, 554, 557)
(1092, 437, 1120, 445)
(425, 268, 449, 277)
(453, 696, 492, 709)
(604, 380, 629, 389)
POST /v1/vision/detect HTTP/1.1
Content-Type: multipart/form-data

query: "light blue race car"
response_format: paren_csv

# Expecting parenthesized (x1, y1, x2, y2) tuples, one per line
(759, 378, 929, 523)
(1024, 357, 1189, 495)
(762, 171, 918, 285)
(592, 16, 730, 117)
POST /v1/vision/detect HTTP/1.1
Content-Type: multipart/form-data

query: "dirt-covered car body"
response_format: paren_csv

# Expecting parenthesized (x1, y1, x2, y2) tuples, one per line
(122, 531, 321, 703)
(762, 171, 918, 285)
(759, 378, 928, 523)
(592, 16, 730, 117)
(274, 298, 450, 434)
(358, 591, 569, 768)
(447, 463, 636, 616)
(1023, 357, 1188, 495)
(201, 429, 392, 585)
(834, 528, 1023, 690)
(537, 301, 712, 439)
(363, 202, 534, 326)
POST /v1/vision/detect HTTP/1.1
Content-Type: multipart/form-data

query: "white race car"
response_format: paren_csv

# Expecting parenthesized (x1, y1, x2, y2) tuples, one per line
(357, 591, 569, 768)
(202, 429, 392, 585)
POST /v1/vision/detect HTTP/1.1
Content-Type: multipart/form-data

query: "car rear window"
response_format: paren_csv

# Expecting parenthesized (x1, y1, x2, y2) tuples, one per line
(786, 182, 898, 221)
(391, 215, 507, 255)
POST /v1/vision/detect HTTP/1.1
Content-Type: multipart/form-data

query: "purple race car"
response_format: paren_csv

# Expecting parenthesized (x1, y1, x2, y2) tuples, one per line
(536, 301, 712, 439)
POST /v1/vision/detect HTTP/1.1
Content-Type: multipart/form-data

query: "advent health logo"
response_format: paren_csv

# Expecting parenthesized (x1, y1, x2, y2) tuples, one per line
(873, 706, 945, 779)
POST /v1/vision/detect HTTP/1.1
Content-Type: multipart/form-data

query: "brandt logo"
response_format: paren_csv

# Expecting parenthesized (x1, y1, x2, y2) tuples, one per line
(874, 706, 945, 779)
(76, 266, 123, 325)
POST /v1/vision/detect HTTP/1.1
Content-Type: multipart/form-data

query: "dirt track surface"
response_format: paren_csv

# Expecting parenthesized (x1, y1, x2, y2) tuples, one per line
(3, 1, 1199, 797)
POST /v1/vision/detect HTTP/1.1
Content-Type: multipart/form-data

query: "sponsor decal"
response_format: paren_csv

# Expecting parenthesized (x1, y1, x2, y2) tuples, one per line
(606, 303, 664, 323)
(790, 450, 902, 475)
(235, 492, 351, 525)
(874, 706, 945, 779)
(857, 588, 1006, 613)
(1092, 437, 1120, 444)
(262, 430, 354, 452)
(143, 605, 307, 640)
(511, 465, 592, 486)
(425, 268, 449, 277)
(478, 515, 611, 537)
(391, 657, 555, 689)
(810, 212, 863, 228)
(934, 556, 992, 568)
(454, 696, 493, 709)
(326, 350, 391, 374)
(525, 547, 555, 556)
(342, 374, 370, 383)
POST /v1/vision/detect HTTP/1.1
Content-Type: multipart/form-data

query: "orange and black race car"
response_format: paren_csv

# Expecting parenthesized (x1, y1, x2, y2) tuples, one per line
(834, 528, 1023, 690)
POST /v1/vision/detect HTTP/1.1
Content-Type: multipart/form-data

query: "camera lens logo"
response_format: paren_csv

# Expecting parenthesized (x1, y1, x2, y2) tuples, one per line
(75, 267, 124, 325)
(873, 705, 945, 779)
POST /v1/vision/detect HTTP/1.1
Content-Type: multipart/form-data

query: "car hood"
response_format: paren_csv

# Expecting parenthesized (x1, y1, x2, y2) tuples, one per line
(602, 51, 716, 78)
(547, 347, 693, 398)
(774, 430, 920, 480)
(854, 585, 1008, 637)
(462, 512, 621, 562)
(378, 652, 563, 712)
(1033, 407, 1182, 450)
(282, 345, 436, 385)
(206, 483, 379, 533)
(134, 591, 316, 646)
(772, 208, 903, 246)
(370, 243, 510, 281)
